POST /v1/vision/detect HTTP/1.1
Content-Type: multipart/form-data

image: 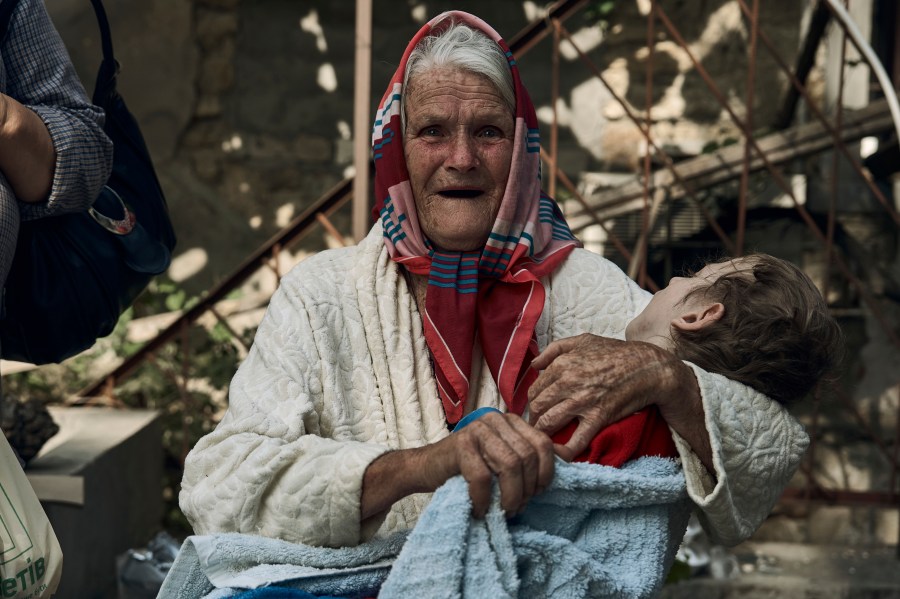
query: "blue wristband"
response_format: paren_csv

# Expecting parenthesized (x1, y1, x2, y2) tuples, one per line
(452, 406, 503, 432)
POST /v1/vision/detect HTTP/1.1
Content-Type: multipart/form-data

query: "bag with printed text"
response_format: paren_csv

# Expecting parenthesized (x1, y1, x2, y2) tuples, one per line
(0, 436, 62, 598)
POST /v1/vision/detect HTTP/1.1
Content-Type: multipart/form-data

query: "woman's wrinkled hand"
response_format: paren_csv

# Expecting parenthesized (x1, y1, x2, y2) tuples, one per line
(423, 412, 556, 518)
(361, 412, 557, 521)
(527, 333, 698, 462)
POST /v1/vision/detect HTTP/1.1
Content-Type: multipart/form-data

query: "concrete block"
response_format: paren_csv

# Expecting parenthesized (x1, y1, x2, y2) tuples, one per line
(25, 408, 162, 599)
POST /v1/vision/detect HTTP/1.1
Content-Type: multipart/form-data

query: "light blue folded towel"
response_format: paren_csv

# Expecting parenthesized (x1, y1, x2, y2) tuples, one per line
(159, 457, 690, 599)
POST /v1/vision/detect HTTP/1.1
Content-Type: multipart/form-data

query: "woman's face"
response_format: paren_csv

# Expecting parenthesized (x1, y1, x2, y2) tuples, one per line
(403, 67, 514, 252)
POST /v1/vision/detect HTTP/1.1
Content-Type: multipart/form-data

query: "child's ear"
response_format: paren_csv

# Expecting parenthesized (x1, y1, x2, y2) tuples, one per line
(671, 302, 725, 332)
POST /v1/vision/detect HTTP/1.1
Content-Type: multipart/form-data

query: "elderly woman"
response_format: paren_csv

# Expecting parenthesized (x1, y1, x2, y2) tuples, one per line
(180, 12, 806, 551)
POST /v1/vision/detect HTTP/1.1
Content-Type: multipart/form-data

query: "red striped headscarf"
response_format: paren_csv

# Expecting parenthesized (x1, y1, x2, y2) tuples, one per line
(372, 11, 581, 424)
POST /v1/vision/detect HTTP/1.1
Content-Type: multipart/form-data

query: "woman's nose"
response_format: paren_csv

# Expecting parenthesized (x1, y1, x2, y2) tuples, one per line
(445, 135, 479, 172)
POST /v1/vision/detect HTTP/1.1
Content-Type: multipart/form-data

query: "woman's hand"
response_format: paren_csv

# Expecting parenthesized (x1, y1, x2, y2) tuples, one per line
(527, 334, 713, 470)
(361, 412, 556, 520)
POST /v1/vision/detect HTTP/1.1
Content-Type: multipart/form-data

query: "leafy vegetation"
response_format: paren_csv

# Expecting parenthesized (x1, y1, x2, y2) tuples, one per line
(583, 0, 620, 32)
(4, 277, 252, 536)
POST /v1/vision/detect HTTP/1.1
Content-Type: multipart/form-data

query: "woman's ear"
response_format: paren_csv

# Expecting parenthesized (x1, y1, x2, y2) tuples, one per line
(671, 302, 725, 332)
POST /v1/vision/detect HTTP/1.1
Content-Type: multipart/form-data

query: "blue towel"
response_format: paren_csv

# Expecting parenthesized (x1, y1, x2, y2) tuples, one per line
(158, 457, 690, 599)
(226, 590, 341, 599)
(157, 531, 404, 598)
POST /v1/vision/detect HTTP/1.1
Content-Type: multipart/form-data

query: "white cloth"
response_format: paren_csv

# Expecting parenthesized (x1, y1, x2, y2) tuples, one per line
(180, 223, 808, 548)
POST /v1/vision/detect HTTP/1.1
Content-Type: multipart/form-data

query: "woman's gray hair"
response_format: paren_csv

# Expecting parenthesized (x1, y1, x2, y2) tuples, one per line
(402, 17, 515, 131)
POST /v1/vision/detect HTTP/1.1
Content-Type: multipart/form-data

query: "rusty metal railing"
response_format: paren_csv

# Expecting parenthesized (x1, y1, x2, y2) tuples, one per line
(530, 0, 900, 542)
(76, 176, 353, 399)
(70, 0, 898, 544)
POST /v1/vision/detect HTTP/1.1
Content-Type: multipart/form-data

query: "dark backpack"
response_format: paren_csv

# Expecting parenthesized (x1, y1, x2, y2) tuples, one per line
(0, 0, 176, 365)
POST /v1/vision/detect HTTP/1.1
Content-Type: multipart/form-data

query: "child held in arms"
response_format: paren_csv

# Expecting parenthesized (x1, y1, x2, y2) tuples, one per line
(547, 253, 843, 467)
(625, 253, 843, 406)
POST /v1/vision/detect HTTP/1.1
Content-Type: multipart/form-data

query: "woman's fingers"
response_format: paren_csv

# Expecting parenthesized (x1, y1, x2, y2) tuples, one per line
(529, 334, 678, 440)
(484, 416, 537, 510)
(456, 436, 495, 518)
(457, 413, 555, 517)
(530, 394, 581, 435)
(530, 336, 578, 370)
(507, 416, 556, 494)
(560, 416, 603, 460)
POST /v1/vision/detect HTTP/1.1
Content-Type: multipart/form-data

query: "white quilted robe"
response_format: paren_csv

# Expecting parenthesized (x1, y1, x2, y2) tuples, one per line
(180, 224, 808, 548)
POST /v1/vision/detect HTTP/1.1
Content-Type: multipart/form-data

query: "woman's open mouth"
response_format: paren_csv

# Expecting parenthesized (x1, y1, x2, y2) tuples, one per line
(438, 189, 483, 199)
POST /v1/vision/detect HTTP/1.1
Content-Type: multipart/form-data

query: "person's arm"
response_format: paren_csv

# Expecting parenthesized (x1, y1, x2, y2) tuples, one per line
(0, 93, 54, 202)
(527, 334, 808, 546)
(528, 334, 714, 471)
(180, 261, 555, 547)
(0, 0, 112, 214)
(179, 272, 390, 548)
(676, 364, 809, 546)
(361, 411, 556, 521)
(528, 253, 808, 546)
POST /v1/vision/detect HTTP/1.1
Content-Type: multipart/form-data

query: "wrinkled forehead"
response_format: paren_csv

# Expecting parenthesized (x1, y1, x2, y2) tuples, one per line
(406, 66, 508, 107)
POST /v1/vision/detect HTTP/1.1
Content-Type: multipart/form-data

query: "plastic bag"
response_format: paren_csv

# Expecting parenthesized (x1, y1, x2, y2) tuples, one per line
(0, 435, 63, 598)
(116, 531, 180, 598)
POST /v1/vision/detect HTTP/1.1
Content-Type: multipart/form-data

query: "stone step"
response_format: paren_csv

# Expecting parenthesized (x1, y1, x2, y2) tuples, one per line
(661, 542, 900, 599)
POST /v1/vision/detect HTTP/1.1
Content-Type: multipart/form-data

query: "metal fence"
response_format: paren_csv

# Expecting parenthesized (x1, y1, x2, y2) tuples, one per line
(74, 0, 899, 546)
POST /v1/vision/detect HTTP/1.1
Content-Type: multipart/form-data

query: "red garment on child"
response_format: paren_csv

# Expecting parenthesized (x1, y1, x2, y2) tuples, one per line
(550, 406, 678, 467)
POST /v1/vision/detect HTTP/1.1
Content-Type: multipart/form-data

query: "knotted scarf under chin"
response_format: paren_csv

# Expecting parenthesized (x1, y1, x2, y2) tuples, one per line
(372, 11, 580, 424)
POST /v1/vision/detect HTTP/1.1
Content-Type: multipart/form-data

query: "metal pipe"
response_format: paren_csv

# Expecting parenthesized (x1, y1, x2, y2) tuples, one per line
(507, 0, 588, 57)
(558, 25, 737, 255)
(655, 2, 900, 351)
(735, 0, 900, 227)
(821, 0, 900, 143)
(827, 0, 848, 305)
(549, 19, 561, 199)
(636, 0, 656, 287)
(737, 0, 760, 256)
(352, 0, 373, 242)
(774, 1, 831, 129)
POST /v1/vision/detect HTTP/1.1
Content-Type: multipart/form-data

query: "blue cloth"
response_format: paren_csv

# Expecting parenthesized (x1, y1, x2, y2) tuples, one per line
(159, 457, 690, 599)
(158, 531, 403, 598)
(228, 589, 344, 599)
(451, 406, 502, 432)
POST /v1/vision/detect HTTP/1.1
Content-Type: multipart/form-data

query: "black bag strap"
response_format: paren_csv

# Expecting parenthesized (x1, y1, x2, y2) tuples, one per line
(89, 0, 115, 67)
(0, 0, 23, 45)
(89, 0, 119, 100)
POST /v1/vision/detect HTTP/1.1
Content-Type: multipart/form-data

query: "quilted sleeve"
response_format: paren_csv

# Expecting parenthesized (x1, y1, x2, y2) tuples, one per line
(672, 364, 809, 546)
(179, 264, 390, 548)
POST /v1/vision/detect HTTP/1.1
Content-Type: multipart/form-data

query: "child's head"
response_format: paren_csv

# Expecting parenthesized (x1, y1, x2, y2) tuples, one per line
(625, 254, 843, 404)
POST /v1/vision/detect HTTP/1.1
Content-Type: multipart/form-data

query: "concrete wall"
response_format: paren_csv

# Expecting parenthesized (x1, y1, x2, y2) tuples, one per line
(45, 0, 806, 291)
(45, 0, 899, 548)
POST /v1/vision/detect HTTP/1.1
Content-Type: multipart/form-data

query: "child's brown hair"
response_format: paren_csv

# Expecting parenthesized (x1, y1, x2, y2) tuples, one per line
(671, 254, 843, 404)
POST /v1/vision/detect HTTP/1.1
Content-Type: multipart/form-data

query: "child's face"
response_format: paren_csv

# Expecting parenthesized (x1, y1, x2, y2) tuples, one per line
(625, 260, 750, 349)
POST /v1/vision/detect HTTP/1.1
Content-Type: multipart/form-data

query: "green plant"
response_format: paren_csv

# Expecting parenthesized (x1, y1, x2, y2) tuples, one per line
(665, 557, 693, 584)
(701, 137, 739, 154)
(114, 321, 244, 535)
(584, 0, 620, 32)
(3, 279, 251, 537)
